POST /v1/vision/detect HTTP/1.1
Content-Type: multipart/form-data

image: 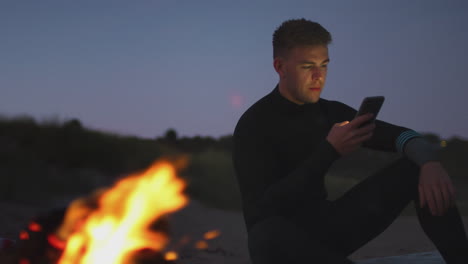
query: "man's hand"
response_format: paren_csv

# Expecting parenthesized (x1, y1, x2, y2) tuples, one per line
(326, 113, 376, 156)
(419, 161, 457, 216)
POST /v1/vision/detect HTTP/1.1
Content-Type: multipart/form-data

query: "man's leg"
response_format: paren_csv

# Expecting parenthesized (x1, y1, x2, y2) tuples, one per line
(248, 216, 354, 264)
(415, 197, 468, 264)
(318, 157, 468, 263)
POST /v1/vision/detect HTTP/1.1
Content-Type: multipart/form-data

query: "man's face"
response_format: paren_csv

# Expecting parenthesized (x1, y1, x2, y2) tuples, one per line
(275, 45, 329, 104)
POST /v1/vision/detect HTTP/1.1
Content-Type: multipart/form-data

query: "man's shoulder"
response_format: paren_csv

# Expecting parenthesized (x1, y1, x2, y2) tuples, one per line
(234, 90, 276, 136)
(242, 92, 275, 119)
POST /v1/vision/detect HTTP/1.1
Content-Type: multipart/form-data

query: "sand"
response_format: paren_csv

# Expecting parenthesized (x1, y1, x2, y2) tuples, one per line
(1, 199, 467, 263)
(168, 200, 468, 263)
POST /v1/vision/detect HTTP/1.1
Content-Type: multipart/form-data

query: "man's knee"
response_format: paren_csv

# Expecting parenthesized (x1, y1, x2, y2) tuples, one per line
(385, 157, 420, 188)
(394, 157, 420, 176)
(381, 157, 421, 204)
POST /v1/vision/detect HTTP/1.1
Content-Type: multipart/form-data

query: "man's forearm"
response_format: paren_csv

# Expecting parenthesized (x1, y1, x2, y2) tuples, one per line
(404, 137, 442, 166)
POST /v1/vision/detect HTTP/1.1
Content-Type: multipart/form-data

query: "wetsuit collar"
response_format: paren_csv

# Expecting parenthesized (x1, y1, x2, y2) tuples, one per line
(271, 84, 321, 113)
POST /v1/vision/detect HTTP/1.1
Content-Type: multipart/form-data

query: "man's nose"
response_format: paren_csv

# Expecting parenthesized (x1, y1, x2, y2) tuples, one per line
(311, 67, 322, 80)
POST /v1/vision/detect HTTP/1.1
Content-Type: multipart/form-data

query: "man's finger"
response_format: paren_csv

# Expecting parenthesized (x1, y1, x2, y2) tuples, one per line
(440, 183, 452, 214)
(349, 114, 374, 128)
(425, 186, 438, 216)
(448, 182, 457, 208)
(354, 123, 376, 137)
(348, 123, 375, 143)
(349, 131, 373, 146)
(431, 186, 444, 216)
(418, 184, 425, 208)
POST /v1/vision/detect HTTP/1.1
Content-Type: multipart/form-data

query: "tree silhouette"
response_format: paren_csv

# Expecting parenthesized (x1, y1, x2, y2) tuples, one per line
(164, 128, 178, 142)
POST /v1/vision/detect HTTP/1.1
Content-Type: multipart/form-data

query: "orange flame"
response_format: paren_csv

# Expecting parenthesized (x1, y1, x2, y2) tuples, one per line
(58, 161, 188, 264)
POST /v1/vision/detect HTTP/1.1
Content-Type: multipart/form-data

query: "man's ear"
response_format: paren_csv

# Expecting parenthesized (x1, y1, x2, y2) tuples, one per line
(273, 57, 286, 79)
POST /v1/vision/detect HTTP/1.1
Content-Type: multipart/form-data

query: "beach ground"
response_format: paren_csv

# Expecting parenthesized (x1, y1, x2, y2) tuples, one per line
(1, 200, 466, 263)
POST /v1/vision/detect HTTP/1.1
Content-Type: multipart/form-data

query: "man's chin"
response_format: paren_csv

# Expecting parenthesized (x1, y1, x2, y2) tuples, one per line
(307, 97, 320, 104)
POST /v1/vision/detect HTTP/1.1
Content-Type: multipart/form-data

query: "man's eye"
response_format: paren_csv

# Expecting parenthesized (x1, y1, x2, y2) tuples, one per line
(301, 65, 328, 69)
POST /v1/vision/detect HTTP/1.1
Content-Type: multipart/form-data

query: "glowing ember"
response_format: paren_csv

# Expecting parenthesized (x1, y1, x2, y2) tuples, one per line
(28, 222, 42, 232)
(19, 259, 31, 264)
(195, 240, 208, 250)
(203, 230, 220, 240)
(58, 161, 188, 264)
(19, 231, 29, 240)
(48, 234, 67, 250)
(164, 251, 178, 261)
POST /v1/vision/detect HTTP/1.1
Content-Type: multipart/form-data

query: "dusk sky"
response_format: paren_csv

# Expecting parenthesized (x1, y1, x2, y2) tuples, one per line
(2, 0, 467, 140)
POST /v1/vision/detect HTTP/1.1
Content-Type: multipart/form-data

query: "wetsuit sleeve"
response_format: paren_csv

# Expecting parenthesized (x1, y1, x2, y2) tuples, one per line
(327, 100, 416, 152)
(234, 117, 340, 224)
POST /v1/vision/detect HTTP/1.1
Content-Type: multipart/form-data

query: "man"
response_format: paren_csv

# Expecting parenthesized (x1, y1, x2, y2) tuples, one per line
(233, 18, 468, 264)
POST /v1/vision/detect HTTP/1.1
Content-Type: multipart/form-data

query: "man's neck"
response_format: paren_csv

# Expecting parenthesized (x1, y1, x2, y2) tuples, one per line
(277, 81, 304, 105)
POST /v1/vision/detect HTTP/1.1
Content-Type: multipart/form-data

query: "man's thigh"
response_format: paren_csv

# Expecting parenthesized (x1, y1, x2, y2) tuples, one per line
(320, 157, 420, 256)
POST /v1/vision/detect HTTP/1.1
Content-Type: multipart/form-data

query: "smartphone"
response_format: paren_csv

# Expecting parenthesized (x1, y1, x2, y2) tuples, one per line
(355, 96, 385, 127)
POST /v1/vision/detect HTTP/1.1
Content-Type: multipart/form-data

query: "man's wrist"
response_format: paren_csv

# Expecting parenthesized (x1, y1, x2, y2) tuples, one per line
(403, 137, 441, 166)
(326, 138, 342, 157)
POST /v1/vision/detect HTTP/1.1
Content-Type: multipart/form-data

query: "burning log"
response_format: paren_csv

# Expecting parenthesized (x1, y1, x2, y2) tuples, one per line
(14, 161, 188, 264)
(14, 210, 176, 264)
(15, 208, 68, 264)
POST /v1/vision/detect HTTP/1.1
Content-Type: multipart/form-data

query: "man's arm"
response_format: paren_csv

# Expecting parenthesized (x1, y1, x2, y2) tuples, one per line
(327, 100, 456, 216)
(327, 100, 436, 155)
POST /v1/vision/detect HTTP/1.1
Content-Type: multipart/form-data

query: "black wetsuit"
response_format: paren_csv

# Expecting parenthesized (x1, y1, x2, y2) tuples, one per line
(233, 85, 468, 264)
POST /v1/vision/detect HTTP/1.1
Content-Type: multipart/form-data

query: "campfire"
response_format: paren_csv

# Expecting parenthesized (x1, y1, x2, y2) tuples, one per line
(13, 160, 220, 264)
